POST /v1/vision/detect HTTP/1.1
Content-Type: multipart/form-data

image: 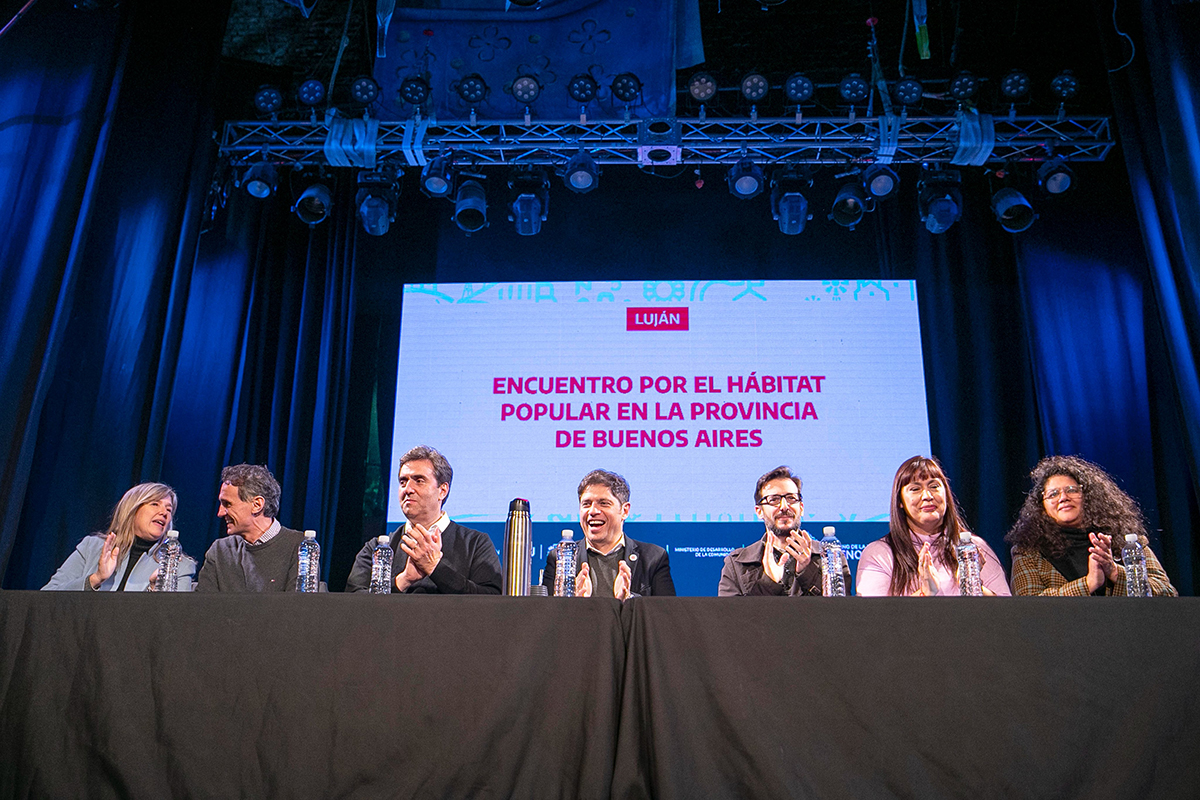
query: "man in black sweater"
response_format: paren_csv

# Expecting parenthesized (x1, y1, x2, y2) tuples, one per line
(346, 445, 502, 594)
(197, 464, 305, 592)
(540, 469, 675, 599)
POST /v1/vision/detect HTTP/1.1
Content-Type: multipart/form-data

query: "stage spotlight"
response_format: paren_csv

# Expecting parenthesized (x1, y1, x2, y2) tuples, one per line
(948, 71, 980, 101)
(293, 182, 332, 226)
(511, 75, 541, 104)
(611, 73, 642, 103)
(456, 74, 488, 104)
(420, 155, 454, 199)
(838, 73, 870, 104)
(893, 77, 923, 106)
(740, 73, 769, 103)
(726, 159, 764, 199)
(453, 180, 488, 233)
(356, 171, 397, 236)
(917, 172, 963, 234)
(991, 188, 1036, 233)
(567, 74, 599, 103)
(1000, 70, 1030, 100)
(242, 162, 278, 198)
(830, 182, 867, 229)
(784, 73, 815, 104)
(509, 168, 550, 236)
(863, 164, 899, 200)
(770, 172, 811, 235)
(297, 79, 326, 107)
(1036, 157, 1074, 195)
(399, 76, 431, 105)
(350, 75, 380, 105)
(253, 85, 284, 115)
(563, 150, 599, 193)
(688, 72, 718, 103)
(1050, 70, 1080, 100)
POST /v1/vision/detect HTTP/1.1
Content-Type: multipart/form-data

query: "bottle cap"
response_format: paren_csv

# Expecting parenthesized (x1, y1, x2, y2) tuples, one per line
(822, 526, 836, 537)
(167, 529, 179, 539)
(561, 529, 574, 540)
(304, 530, 316, 538)
(1125, 533, 1137, 542)
(378, 535, 390, 545)
(959, 532, 972, 543)
(508, 498, 530, 512)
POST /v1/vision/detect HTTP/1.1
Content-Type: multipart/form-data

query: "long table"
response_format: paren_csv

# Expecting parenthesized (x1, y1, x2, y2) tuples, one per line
(2, 593, 1198, 799)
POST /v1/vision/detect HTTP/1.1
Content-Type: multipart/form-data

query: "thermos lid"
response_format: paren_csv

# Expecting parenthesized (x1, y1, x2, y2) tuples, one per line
(508, 498, 530, 512)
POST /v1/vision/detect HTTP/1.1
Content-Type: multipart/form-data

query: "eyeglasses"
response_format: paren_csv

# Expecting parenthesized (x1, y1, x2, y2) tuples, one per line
(1043, 485, 1082, 501)
(758, 493, 802, 508)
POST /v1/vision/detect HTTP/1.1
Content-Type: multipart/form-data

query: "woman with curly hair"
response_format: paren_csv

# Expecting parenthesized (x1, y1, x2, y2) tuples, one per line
(1006, 455, 1176, 596)
(857, 455, 1011, 596)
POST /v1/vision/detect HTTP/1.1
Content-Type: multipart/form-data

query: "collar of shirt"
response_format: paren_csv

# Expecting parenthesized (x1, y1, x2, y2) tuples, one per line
(406, 512, 449, 536)
(248, 518, 282, 547)
(587, 535, 626, 556)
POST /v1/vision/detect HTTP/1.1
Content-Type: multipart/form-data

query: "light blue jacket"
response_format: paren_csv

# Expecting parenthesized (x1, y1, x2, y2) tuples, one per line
(42, 534, 197, 592)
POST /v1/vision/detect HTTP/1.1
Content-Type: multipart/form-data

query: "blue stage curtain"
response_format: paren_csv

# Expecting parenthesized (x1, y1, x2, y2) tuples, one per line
(0, 0, 231, 588)
(1096, 0, 1200, 591)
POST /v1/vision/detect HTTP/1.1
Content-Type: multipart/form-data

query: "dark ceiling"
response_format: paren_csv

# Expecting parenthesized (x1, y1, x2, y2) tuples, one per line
(219, 0, 1118, 120)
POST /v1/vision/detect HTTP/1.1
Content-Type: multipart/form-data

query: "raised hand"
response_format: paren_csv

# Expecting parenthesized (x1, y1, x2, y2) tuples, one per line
(89, 533, 120, 590)
(916, 542, 938, 596)
(613, 560, 632, 600)
(575, 562, 593, 597)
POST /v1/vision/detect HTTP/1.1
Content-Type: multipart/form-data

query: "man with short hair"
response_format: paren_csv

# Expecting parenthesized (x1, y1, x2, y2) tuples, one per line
(346, 445, 502, 593)
(718, 465, 849, 596)
(541, 469, 675, 599)
(197, 464, 306, 592)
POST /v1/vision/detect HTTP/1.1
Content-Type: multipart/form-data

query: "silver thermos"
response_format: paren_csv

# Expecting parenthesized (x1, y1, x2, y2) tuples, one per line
(503, 498, 533, 596)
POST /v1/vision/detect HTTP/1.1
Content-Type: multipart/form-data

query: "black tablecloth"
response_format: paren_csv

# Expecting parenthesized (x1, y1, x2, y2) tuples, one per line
(614, 597, 1200, 800)
(3, 593, 1199, 799)
(0, 593, 625, 799)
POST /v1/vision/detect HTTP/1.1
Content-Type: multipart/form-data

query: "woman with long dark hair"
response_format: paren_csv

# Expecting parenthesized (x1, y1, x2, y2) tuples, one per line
(857, 456, 1010, 596)
(1006, 455, 1176, 596)
(43, 482, 196, 591)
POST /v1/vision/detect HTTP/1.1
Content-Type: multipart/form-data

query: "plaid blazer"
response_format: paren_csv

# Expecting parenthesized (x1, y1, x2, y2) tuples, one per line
(1010, 536, 1177, 596)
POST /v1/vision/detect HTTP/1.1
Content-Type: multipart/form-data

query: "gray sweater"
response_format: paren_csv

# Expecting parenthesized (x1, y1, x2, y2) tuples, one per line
(197, 526, 304, 592)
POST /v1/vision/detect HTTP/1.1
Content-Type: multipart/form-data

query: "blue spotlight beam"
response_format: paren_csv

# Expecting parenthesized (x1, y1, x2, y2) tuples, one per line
(220, 115, 1113, 168)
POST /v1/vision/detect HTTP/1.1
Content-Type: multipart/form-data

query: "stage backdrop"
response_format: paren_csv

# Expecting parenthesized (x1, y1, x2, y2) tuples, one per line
(388, 278, 931, 594)
(1, 1, 1197, 595)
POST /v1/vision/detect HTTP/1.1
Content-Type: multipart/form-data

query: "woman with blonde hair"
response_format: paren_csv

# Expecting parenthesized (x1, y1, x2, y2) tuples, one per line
(43, 482, 196, 591)
(857, 455, 1011, 596)
(1006, 455, 1176, 596)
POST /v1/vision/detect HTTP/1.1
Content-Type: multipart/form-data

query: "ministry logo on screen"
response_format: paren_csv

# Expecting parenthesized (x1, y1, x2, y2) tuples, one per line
(626, 307, 689, 331)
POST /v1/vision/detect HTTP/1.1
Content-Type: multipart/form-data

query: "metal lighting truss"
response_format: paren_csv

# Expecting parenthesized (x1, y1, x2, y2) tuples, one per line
(219, 114, 1113, 168)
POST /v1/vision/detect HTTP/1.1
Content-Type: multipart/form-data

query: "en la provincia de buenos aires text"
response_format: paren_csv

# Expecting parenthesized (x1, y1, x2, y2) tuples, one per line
(492, 373, 824, 449)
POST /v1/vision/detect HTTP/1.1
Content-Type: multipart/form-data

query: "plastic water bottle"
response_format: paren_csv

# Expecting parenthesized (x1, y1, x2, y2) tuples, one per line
(296, 530, 320, 592)
(1121, 534, 1151, 597)
(820, 527, 847, 597)
(554, 529, 578, 597)
(955, 532, 983, 596)
(369, 535, 394, 594)
(155, 530, 182, 592)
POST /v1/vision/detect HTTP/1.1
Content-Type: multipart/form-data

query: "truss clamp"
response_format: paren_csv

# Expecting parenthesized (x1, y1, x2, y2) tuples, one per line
(637, 119, 682, 166)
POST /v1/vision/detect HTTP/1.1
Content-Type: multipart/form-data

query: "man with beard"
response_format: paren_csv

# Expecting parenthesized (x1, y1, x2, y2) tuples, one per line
(541, 469, 675, 599)
(197, 464, 306, 591)
(346, 445, 502, 594)
(718, 466, 847, 596)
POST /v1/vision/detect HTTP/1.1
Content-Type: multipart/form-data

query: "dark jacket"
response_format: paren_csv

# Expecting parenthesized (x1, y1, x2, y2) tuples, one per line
(718, 537, 852, 597)
(540, 536, 676, 597)
(346, 520, 502, 594)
